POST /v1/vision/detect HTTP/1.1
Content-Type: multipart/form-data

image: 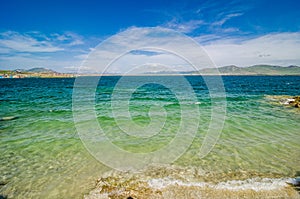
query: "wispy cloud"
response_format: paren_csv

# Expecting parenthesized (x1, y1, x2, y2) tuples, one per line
(0, 30, 92, 71)
(0, 31, 63, 53)
(0, 31, 86, 54)
(51, 32, 84, 46)
(211, 13, 243, 26)
(164, 19, 205, 33)
(160, 0, 248, 36)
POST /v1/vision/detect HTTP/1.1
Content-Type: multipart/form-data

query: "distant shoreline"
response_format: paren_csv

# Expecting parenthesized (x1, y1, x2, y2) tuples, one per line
(1, 74, 300, 78)
(113, 73, 300, 76)
(1, 65, 300, 78)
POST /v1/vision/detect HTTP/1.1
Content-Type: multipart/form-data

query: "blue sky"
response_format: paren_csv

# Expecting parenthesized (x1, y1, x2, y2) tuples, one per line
(0, 0, 300, 72)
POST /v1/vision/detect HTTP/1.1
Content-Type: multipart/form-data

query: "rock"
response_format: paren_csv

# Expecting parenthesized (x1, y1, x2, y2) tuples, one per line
(280, 96, 300, 108)
(286, 177, 300, 187)
(294, 96, 300, 101)
(292, 96, 300, 108)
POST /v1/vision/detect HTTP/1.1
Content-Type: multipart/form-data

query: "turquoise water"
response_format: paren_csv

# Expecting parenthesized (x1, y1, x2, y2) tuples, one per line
(1, 76, 300, 198)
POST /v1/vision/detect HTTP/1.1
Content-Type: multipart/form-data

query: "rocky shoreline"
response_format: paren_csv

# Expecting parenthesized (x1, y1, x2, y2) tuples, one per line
(278, 96, 300, 108)
(85, 175, 299, 199)
(84, 166, 300, 199)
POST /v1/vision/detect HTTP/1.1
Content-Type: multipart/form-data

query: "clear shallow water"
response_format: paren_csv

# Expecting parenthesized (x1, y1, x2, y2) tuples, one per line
(0, 76, 300, 198)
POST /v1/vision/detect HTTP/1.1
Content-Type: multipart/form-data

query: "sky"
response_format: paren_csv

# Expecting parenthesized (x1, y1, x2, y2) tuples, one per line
(0, 0, 300, 72)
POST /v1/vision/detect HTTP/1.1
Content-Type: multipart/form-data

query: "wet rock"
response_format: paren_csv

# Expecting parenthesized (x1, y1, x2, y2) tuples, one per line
(286, 177, 300, 192)
(289, 96, 300, 108)
(286, 177, 300, 186)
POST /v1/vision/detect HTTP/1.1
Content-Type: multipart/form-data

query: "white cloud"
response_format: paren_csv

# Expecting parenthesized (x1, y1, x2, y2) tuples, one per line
(80, 27, 215, 74)
(202, 32, 300, 66)
(80, 28, 300, 74)
(0, 53, 82, 72)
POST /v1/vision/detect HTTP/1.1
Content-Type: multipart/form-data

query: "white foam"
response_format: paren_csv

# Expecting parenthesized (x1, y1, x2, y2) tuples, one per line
(147, 177, 290, 191)
(279, 98, 295, 105)
(147, 178, 207, 189)
(215, 178, 288, 191)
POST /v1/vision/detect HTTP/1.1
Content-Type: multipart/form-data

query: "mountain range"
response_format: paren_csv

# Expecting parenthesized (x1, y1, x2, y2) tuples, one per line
(14, 67, 57, 73)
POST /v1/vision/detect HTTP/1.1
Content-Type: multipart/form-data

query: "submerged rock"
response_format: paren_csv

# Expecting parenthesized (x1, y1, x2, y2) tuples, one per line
(0, 116, 19, 121)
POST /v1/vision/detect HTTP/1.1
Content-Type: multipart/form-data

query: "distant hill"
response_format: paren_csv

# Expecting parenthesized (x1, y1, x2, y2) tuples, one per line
(198, 65, 300, 75)
(25, 67, 57, 73)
